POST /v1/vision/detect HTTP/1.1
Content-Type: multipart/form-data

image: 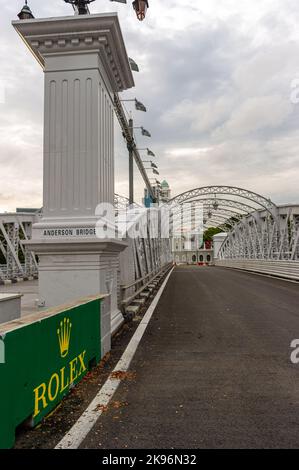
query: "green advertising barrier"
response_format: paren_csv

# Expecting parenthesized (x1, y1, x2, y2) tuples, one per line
(0, 295, 103, 449)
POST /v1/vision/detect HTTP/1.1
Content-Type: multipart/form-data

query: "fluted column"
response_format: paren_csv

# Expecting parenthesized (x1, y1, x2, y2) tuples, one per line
(13, 14, 134, 334)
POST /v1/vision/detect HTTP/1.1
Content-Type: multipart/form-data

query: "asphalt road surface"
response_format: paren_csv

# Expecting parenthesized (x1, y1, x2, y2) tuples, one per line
(81, 266, 299, 449)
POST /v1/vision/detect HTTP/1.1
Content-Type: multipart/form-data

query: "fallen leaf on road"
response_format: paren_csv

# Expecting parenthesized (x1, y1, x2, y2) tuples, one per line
(112, 401, 129, 409)
(94, 404, 109, 413)
(110, 371, 136, 381)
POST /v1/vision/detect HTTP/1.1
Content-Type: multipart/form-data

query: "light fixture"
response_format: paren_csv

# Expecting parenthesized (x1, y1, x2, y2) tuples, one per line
(18, 1, 34, 20)
(64, 0, 96, 15)
(213, 194, 219, 210)
(132, 0, 149, 21)
(64, 0, 128, 15)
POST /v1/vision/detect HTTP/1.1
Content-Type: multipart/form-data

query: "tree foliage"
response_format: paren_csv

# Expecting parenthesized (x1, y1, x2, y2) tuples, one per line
(203, 227, 224, 242)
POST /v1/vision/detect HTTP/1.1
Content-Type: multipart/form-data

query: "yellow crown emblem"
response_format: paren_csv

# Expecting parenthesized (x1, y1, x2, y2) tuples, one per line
(57, 318, 72, 358)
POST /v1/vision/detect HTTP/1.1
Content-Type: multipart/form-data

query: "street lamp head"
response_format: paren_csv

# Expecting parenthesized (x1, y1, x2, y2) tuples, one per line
(64, 0, 96, 15)
(213, 194, 219, 210)
(132, 0, 149, 21)
(151, 162, 158, 169)
(153, 169, 159, 176)
(18, 1, 34, 20)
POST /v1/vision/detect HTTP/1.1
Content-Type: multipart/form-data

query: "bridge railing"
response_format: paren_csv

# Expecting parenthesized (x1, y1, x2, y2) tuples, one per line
(120, 261, 173, 311)
(215, 259, 299, 281)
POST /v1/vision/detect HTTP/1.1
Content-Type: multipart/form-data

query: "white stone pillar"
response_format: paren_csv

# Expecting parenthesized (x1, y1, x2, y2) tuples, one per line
(13, 14, 134, 332)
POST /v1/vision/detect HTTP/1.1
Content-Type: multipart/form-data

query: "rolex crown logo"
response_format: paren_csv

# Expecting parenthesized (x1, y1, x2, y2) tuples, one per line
(57, 318, 72, 358)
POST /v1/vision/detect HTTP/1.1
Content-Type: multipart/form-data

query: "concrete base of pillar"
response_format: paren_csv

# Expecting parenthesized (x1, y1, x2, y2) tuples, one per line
(111, 309, 125, 335)
(100, 294, 112, 356)
(23, 238, 127, 336)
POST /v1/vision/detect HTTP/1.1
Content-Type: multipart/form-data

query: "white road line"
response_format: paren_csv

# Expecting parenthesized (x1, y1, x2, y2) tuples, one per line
(55, 267, 174, 450)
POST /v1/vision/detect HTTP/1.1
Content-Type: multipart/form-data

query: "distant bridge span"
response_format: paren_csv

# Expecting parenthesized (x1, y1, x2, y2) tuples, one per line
(168, 185, 299, 279)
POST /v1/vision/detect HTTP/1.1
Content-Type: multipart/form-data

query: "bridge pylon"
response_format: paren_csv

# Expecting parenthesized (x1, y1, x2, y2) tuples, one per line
(13, 13, 135, 339)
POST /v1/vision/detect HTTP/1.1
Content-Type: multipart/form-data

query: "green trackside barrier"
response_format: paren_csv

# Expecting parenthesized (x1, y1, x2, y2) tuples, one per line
(0, 295, 103, 449)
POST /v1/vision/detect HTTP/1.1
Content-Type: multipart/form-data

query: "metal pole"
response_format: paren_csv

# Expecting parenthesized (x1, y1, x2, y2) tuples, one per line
(113, 94, 155, 200)
(128, 118, 134, 205)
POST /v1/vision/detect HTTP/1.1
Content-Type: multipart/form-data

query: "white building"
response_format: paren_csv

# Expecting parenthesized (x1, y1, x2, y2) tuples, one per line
(172, 237, 214, 265)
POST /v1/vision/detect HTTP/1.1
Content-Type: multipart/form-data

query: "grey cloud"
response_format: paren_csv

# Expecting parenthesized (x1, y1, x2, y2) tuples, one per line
(0, 1, 298, 210)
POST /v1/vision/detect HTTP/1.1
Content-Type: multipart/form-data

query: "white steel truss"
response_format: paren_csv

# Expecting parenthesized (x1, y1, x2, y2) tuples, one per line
(167, 186, 299, 261)
(114, 194, 172, 281)
(0, 213, 39, 281)
(218, 205, 299, 261)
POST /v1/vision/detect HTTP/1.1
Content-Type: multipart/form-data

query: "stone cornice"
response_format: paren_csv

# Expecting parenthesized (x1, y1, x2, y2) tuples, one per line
(23, 238, 128, 254)
(12, 13, 134, 92)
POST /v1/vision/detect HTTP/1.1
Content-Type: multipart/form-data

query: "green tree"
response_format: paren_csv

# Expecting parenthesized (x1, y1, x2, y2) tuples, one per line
(203, 227, 223, 242)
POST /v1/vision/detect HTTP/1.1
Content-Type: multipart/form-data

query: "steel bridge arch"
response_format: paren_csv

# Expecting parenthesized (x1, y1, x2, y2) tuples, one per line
(169, 197, 257, 215)
(167, 185, 290, 261)
(170, 202, 250, 225)
(168, 186, 278, 235)
(169, 186, 277, 216)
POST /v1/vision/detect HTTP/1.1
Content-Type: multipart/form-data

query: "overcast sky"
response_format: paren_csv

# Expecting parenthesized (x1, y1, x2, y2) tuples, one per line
(0, 0, 299, 211)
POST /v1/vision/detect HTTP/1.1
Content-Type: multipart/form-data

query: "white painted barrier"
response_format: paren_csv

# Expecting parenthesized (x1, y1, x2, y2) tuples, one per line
(215, 259, 299, 281)
(0, 294, 22, 324)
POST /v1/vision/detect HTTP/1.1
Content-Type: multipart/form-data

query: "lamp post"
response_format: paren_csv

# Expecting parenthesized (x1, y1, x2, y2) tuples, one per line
(128, 118, 135, 205)
(126, 100, 149, 205)
(127, 122, 151, 204)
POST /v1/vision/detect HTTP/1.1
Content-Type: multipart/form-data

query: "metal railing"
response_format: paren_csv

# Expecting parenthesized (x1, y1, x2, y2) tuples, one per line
(120, 262, 173, 310)
(0, 264, 38, 281)
(215, 259, 299, 281)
